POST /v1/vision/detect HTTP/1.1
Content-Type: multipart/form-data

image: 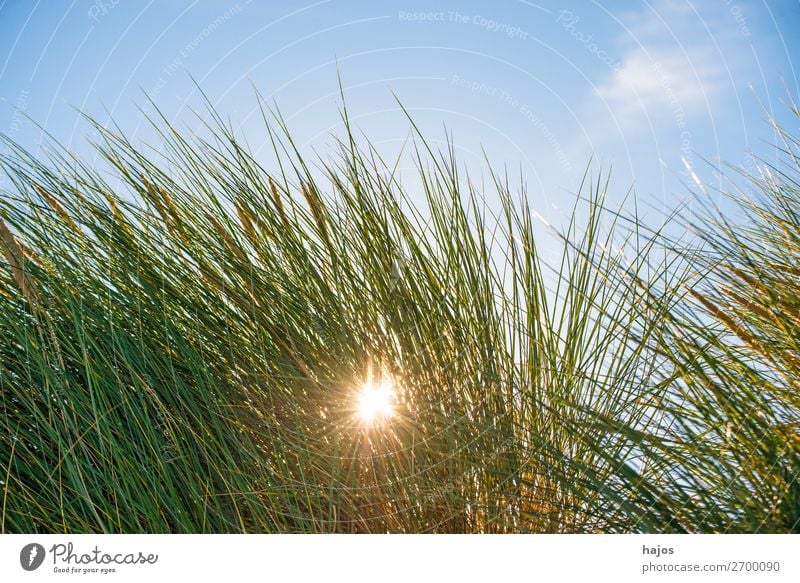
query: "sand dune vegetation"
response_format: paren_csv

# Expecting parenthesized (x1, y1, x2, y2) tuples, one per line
(1, 100, 798, 533)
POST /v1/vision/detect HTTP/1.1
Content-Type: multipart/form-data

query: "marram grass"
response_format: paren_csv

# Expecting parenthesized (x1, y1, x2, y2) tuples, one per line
(0, 101, 798, 533)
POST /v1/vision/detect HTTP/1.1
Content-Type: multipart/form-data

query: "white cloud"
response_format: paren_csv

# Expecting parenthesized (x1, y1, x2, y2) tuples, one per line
(595, 48, 721, 118)
(593, 0, 739, 124)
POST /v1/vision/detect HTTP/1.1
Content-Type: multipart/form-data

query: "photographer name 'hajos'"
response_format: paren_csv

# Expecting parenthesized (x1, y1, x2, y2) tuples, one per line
(643, 545, 674, 558)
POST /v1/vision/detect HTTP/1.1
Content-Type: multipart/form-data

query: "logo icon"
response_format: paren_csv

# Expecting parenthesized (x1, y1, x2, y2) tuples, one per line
(20, 543, 46, 571)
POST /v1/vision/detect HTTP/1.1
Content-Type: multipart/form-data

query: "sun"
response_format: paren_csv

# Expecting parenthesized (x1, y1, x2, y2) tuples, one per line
(357, 379, 394, 424)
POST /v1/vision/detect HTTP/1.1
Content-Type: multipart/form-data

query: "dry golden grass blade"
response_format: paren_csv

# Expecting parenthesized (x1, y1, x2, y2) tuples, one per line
(235, 199, 258, 247)
(0, 219, 38, 303)
(688, 288, 763, 352)
(206, 212, 247, 263)
(34, 184, 80, 234)
(721, 287, 778, 324)
(269, 176, 289, 229)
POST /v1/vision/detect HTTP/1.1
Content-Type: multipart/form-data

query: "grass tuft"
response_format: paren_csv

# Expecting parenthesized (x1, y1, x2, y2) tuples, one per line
(0, 100, 798, 533)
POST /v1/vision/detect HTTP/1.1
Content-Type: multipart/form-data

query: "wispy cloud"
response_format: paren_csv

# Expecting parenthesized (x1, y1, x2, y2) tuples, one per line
(595, 48, 721, 118)
(593, 0, 742, 124)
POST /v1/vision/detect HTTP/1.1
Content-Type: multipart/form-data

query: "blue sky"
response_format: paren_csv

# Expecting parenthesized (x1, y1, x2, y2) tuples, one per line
(1, 0, 799, 224)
